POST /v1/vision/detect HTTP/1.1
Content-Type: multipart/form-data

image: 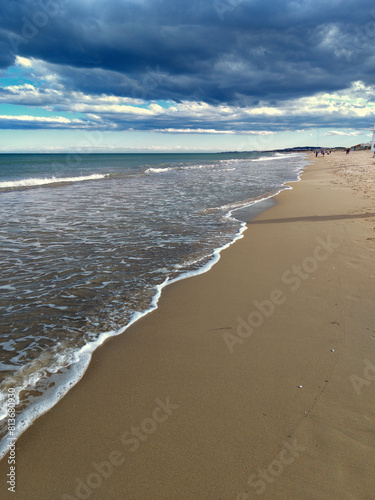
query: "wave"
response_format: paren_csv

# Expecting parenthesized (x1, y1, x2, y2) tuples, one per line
(251, 153, 302, 162)
(251, 156, 287, 162)
(145, 163, 223, 174)
(0, 174, 109, 190)
(207, 156, 307, 213)
(145, 167, 174, 174)
(204, 191, 281, 214)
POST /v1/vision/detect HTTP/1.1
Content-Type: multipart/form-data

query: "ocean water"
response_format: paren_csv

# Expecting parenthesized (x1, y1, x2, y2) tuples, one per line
(0, 151, 307, 455)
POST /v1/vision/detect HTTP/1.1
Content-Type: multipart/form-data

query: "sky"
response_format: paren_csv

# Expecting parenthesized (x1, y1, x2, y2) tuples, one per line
(0, 0, 375, 152)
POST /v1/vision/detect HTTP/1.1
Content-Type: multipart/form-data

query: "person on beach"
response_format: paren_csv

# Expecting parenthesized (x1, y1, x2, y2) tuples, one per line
(346, 148, 350, 154)
(315, 150, 319, 157)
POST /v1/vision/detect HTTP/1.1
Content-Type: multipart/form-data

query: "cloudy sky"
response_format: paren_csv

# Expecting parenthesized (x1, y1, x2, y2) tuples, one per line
(0, 0, 375, 152)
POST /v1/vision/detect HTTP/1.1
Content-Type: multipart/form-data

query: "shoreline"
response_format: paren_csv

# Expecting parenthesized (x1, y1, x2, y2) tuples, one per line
(0, 154, 307, 460)
(1, 151, 375, 498)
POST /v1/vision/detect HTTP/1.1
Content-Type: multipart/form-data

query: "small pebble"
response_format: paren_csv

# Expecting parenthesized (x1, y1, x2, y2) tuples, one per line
(298, 385, 303, 388)
(330, 349, 335, 352)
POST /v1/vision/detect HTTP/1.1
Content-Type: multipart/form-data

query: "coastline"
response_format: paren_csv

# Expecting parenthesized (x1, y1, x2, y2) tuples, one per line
(0, 153, 306, 460)
(1, 151, 375, 498)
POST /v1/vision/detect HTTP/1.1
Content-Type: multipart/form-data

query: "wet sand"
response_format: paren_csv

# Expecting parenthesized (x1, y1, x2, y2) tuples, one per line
(1, 151, 375, 499)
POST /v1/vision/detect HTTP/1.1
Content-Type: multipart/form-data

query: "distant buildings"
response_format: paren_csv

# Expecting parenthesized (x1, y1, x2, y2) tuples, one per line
(351, 143, 371, 151)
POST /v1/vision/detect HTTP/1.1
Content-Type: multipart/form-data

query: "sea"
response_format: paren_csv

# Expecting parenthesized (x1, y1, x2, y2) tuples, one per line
(0, 151, 308, 455)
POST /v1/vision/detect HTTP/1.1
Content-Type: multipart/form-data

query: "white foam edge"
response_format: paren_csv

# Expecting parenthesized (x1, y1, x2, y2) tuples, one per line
(251, 153, 302, 162)
(0, 174, 109, 189)
(0, 155, 308, 460)
(144, 167, 173, 174)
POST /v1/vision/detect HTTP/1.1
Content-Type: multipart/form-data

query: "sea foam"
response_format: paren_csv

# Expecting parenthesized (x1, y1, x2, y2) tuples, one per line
(0, 174, 108, 189)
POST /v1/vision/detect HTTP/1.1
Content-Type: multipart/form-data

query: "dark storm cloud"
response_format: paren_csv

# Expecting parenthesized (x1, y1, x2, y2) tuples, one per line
(1, 0, 375, 105)
(0, 40, 15, 68)
(91, 112, 374, 133)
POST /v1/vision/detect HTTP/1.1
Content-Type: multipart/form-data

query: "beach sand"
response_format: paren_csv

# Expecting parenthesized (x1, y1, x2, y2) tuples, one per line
(1, 151, 375, 499)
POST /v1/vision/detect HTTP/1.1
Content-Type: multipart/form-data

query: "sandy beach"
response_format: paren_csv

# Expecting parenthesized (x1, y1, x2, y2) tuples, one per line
(1, 150, 375, 499)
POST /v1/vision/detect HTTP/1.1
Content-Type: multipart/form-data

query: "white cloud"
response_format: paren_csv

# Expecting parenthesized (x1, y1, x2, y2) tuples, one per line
(15, 56, 33, 68)
(0, 115, 86, 125)
(287, 81, 375, 117)
(71, 103, 159, 115)
(5, 83, 36, 92)
(323, 130, 368, 136)
(244, 107, 284, 116)
(154, 128, 275, 135)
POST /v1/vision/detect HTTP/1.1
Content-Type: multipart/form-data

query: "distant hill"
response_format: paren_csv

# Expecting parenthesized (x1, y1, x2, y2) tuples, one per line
(220, 146, 346, 154)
